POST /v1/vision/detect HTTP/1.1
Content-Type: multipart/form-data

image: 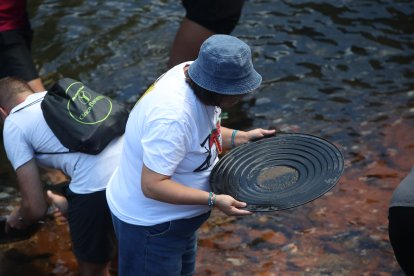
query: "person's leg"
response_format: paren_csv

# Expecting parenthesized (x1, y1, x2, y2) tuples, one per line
(147, 212, 210, 275)
(168, 0, 245, 69)
(167, 18, 214, 69)
(181, 232, 198, 276)
(78, 261, 111, 276)
(67, 189, 116, 276)
(388, 206, 414, 275)
(111, 214, 156, 275)
(111, 211, 210, 275)
(0, 30, 45, 92)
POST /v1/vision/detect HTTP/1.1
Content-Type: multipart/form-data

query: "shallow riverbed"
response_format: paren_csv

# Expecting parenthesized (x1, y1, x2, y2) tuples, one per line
(1, 0, 413, 274)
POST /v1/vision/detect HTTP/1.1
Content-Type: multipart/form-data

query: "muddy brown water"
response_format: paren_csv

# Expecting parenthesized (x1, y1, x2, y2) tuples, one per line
(1, 0, 413, 274)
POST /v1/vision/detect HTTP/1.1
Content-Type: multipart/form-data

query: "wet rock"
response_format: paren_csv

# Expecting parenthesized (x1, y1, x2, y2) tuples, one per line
(281, 243, 298, 254)
(225, 258, 243, 266)
(0, 193, 11, 200)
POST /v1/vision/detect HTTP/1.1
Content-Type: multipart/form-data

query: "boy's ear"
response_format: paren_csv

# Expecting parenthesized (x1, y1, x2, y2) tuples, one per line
(0, 106, 8, 120)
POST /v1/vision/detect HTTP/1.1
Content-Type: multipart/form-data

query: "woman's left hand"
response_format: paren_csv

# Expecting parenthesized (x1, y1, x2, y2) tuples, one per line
(245, 128, 276, 142)
(223, 127, 276, 150)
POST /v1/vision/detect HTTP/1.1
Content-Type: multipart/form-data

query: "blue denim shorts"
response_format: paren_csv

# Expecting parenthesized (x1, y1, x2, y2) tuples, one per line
(112, 211, 210, 276)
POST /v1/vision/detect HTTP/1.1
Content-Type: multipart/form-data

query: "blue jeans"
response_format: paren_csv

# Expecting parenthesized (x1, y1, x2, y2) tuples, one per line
(111, 211, 210, 276)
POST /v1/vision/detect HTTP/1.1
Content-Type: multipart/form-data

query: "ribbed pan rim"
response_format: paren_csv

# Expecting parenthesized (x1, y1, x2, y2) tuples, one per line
(209, 133, 345, 212)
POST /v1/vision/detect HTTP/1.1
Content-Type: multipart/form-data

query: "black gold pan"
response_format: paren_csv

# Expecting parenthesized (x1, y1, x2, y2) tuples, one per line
(210, 133, 345, 212)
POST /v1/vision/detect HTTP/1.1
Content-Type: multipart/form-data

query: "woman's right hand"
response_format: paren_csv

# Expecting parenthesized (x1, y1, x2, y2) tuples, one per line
(214, 194, 252, 216)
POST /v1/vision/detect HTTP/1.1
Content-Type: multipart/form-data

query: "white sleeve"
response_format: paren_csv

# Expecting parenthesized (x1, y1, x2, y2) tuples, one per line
(3, 119, 35, 170)
(142, 119, 192, 176)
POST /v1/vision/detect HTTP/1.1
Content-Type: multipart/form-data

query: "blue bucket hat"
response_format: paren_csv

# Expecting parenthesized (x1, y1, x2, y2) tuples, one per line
(188, 35, 262, 95)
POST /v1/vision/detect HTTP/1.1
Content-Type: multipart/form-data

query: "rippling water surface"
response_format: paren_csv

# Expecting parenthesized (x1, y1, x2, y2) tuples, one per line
(1, 0, 413, 274)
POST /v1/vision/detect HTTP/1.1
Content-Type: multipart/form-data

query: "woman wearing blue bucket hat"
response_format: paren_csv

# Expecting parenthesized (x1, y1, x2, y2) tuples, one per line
(106, 34, 275, 275)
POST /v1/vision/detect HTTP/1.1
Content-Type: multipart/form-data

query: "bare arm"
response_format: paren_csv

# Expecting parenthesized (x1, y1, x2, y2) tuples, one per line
(221, 127, 276, 150)
(6, 159, 48, 230)
(141, 164, 251, 216)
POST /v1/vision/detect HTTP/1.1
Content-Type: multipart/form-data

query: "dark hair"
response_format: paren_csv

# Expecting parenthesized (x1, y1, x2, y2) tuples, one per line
(0, 77, 33, 107)
(184, 69, 242, 107)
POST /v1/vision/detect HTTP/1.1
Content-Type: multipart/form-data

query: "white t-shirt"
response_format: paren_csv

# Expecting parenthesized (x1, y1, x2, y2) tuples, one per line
(3, 91, 124, 194)
(106, 63, 222, 226)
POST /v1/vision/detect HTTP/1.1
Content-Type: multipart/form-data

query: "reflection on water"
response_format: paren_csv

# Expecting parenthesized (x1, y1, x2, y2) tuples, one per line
(1, 0, 413, 274)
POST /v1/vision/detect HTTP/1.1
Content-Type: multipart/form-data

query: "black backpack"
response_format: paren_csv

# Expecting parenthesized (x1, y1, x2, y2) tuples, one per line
(40, 78, 129, 154)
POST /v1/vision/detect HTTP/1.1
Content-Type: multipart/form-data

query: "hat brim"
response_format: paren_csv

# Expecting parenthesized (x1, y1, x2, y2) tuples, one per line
(188, 61, 262, 95)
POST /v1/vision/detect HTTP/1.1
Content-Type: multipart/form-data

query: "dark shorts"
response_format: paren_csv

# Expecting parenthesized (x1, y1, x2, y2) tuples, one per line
(182, 0, 245, 34)
(0, 28, 39, 82)
(388, 206, 414, 275)
(66, 188, 116, 264)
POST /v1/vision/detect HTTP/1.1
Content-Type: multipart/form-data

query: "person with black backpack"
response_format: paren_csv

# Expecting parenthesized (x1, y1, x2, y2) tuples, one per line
(0, 76, 125, 276)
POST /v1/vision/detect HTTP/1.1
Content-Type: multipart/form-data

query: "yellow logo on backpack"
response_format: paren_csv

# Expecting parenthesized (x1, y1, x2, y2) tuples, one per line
(66, 82, 113, 125)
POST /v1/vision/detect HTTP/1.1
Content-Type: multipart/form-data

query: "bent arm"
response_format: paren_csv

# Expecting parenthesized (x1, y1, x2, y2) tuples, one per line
(141, 164, 209, 205)
(7, 159, 48, 229)
(141, 164, 251, 216)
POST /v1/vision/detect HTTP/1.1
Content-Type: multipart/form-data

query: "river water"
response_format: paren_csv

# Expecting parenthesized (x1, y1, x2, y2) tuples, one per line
(1, 0, 413, 275)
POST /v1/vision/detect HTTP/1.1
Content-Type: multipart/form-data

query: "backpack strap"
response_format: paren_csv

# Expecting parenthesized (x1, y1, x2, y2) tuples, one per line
(34, 150, 75, 155)
(11, 96, 75, 155)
